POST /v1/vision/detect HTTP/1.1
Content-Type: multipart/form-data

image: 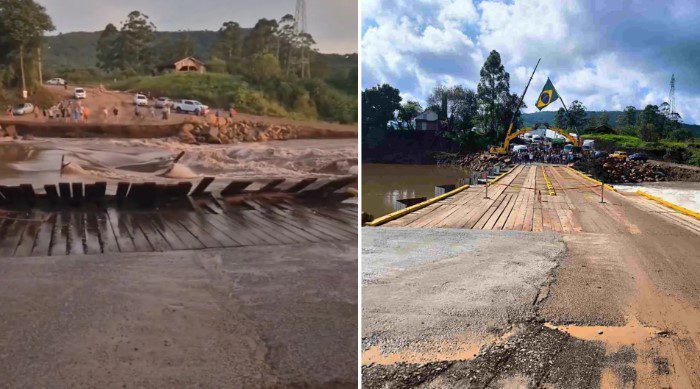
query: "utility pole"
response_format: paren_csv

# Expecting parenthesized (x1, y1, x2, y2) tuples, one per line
(20, 45, 27, 99)
(37, 46, 43, 85)
(295, 0, 310, 79)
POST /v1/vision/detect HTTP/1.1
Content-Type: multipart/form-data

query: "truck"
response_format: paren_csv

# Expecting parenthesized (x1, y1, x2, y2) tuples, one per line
(172, 99, 209, 115)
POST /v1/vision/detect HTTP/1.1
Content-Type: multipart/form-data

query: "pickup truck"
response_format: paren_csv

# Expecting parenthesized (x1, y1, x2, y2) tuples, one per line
(609, 150, 628, 159)
(172, 99, 209, 115)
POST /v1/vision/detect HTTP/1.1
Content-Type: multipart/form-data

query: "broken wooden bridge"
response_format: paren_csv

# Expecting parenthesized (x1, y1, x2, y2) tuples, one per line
(0, 176, 357, 258)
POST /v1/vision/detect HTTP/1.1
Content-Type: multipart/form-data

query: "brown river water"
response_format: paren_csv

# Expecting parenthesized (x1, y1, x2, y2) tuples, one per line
(362, 163, 469, 218)
(0, 138, 357, 187)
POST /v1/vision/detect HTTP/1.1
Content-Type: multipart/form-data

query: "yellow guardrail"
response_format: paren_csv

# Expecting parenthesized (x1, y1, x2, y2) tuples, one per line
(566, 167, 617, 192)
(366, 184, 470, 227)
(636, 190, 700, 220)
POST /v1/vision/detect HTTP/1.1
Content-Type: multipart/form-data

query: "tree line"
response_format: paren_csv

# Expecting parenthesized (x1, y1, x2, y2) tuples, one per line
(96, 11, 317, 80)
(553, 102, 690, 142)
(363, 48, 691, 151)
(362, 50, 524, 151)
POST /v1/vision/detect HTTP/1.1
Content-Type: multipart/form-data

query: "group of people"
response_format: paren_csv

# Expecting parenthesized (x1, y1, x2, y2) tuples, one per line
(511, 147, 576, 164)
(42, 101, 123, 123)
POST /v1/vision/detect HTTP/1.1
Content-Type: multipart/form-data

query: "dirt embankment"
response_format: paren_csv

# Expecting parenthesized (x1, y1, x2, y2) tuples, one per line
(573, 158, 700, 183)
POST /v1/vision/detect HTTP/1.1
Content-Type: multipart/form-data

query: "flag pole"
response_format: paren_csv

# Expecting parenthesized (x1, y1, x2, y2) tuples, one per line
(504, 58, 540, 139)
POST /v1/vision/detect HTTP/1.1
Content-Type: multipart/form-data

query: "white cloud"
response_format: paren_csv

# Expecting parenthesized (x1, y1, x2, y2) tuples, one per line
(362, 0, 700, 123)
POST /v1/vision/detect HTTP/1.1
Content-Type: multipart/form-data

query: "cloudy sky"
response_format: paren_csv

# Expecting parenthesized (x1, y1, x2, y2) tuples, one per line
(362, 0, 700, 124)
(40, 0, 357, 54)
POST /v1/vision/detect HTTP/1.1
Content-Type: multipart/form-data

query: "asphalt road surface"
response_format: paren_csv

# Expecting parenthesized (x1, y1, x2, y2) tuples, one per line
(362, 165, 700, 388)
(0, 243, 357, 387)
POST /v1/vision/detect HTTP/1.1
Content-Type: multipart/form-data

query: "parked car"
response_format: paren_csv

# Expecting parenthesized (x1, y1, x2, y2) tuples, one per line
(74, 87, 87, 99)
(11, 103, 35, 115)
(154, 97, 172, 109)
(46, 78, 66, 85)
(134, 94, 149, 106)
(593, 151, 607, 159)
(563, 144, 574, 154)
(609, 150, 628, 159)
(172, 99, 209, 115)
(628, 153, 648, 162)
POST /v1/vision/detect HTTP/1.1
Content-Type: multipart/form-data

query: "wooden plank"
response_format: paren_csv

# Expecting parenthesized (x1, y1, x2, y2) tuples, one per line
(221, 181, 253, 196)
(257, 179, 285, 193)
(14, 216, 41, 257)
(299, 176, 356, 198)
(71, 183, 84, 205)
(206, 213, 262, 246)
(84, 213, 103, 254)
(58, 182, 71, 200)
(116, 182, 130, 204)
(32, 214, 56, 256)
(284, 178, 317, 193)
(493, 193, 519, 230)
(190, 177, 215, 196)
(20, 184, 36, 206)
(472, 193, 509, 230)
(160, 214, 205, 250)
(0, 218, 26, 257)
(68, 212, 85, 255)
(55, 212, 70, 255)
(175, 213, 225, 248)
(483, 194, 514, 230)
(106, 208, 138, 253)
(131, 213, 172, 251)
(44, 184, 59, 205)
(96, 210, 120, 253)
(245, 203, 323, 243)
(238, 209, 301, 244)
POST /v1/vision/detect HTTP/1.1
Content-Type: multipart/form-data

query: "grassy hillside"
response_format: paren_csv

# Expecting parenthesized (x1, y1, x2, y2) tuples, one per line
(110, 72, 357, 123)
(522, 110, 700, 135)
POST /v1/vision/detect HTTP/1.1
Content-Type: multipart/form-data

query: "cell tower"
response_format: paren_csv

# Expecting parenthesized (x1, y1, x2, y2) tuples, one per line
(294, 0, 311, 79)
(669, 74, 676, 116)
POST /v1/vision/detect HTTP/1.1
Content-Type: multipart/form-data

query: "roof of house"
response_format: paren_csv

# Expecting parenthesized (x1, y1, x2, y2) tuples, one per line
(157, 56, 205, 69)
(414, 109, 439, 122)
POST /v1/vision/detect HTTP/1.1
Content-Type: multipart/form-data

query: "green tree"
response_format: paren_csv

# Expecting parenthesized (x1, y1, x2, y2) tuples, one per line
(244, 18, 279, 57)
(212, 21, 242, 73)
(396, 100, 422, 130)
(0, 0, 54, 92)
(668, 128, 692, 141)
(157, 34, 196, 65)
(638, 104, 664, 140)
(362, 84, 402, 132)
(427, 85, 479, 131)
(248, 53, 282, 83)
(567, 100, 587, 138)
(616, 105, 637, 127)
(476, 50, 510, 140)
(598, 111, 610, 127)
(118, 11, 156, 72)
(96, 23, 119, 71)
(554, 107, 567, 128)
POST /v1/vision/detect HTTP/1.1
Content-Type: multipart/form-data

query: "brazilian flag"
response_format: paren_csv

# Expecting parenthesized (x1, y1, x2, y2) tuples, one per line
(535, 78, 559, 110)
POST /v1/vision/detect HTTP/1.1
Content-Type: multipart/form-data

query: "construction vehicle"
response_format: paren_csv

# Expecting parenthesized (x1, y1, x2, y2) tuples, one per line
(609, 150, 628, 159)
(489, 122, 580, 155)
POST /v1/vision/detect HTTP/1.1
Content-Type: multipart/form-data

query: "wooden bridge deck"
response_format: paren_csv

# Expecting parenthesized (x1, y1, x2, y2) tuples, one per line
(385, 164, 700, 234)
(0, 178, 357, 258)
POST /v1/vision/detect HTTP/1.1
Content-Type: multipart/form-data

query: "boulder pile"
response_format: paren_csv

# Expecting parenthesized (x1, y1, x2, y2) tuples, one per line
(574, 158, 671, 183)
(178, 116, 299, 144)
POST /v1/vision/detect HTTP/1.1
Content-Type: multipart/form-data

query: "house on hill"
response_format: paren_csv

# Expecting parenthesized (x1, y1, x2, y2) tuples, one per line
(156, 57, 206, 74)
(413, 110, 439, 131)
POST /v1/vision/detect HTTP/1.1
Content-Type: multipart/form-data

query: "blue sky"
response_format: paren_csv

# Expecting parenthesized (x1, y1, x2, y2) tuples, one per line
(40, 0, 357, 54)
(361, 0, 700, 124)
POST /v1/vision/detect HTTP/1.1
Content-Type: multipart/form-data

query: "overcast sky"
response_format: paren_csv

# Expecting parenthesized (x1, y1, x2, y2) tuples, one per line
(40, 0, 357, 54)
(362, 0, 700, 124)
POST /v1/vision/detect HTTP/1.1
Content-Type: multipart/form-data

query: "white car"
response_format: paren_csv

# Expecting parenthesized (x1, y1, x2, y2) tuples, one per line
(134, 94, 149, 106)
(172, 99, 209, 115)
(154, 97, 172, 109)
(46, 78, 66, 85)
(74, 88, 86, 99)
(11, 103, 35, 115)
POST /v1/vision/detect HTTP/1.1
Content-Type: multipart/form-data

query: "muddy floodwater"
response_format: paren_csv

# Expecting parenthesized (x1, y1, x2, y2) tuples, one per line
(615, 181, 700, 213)
(0, 138, 357, 187)
(362, 163, 469, 218)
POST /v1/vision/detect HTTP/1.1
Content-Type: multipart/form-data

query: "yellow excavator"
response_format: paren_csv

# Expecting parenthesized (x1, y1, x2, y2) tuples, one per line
(489, 123, 580, 155)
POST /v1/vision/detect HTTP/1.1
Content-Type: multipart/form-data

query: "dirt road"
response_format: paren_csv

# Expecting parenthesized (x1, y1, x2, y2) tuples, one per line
(2, 85, 357, 135)
(363, 165, 700, 388)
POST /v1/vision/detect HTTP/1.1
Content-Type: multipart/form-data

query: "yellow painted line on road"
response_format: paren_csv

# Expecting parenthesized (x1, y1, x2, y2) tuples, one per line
(542, 167, 556, 196)
(366, 184, 470, 226)
(567, 167, 617, 192)
(636, 190, 700, 220)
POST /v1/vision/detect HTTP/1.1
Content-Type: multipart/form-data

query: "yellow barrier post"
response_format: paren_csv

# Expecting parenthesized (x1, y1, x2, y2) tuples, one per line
(600, 183, 605, 203)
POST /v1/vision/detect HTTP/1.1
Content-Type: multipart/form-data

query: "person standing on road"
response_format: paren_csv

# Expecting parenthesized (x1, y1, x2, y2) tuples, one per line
(82, 106, 90, 123)
(229, 105, 237, 118)
(150, 106, 156, 119)
(162, 105, 170, 120)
